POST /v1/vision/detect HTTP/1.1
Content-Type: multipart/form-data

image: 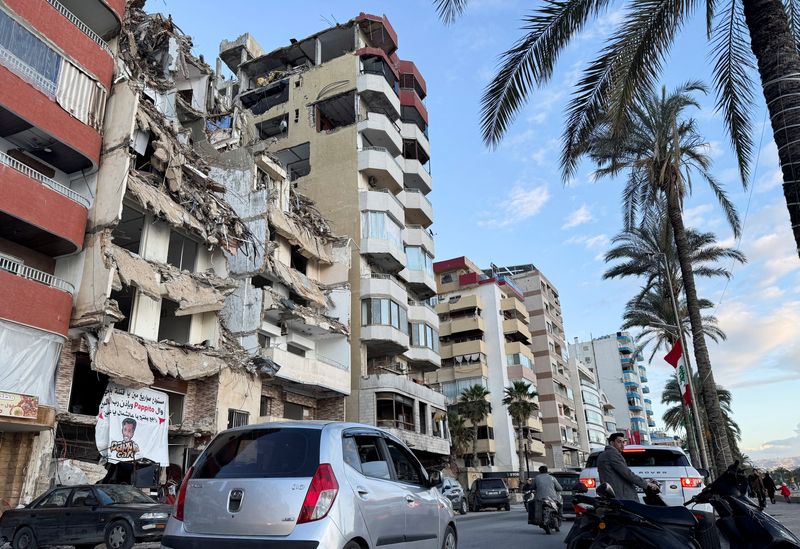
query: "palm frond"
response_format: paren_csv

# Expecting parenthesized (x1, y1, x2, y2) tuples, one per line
(783, 0, 800, 50)
(433, 0, 470, 24)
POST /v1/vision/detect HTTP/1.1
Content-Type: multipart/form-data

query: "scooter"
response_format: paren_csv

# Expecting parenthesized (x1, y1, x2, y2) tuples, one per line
(540, 496, 562, 535)
(564, 461, 800, 549)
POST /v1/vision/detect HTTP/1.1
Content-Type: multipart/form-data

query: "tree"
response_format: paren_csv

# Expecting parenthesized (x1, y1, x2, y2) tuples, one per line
(447, 410, 471, 469)
(579, 83, 739, 473)
(434, 0, 800, 258)
(502, 380, 539, 482)
(662, 372, 743, 463)
(459, 384, 492, 468)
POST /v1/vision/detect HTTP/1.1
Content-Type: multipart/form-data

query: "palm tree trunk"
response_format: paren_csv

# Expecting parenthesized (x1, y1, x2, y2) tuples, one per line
(472, 425, 479, 468)
(743, 0, 800, 257)
(666, 192, 734, 474)
(517, 421, 525, 483)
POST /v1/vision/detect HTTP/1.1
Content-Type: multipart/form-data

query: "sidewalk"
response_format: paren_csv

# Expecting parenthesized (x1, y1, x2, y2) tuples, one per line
(767, 500, 800, 537)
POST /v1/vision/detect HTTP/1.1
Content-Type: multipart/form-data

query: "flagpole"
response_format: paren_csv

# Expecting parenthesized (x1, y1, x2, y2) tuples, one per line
(661, 252, 712, 476)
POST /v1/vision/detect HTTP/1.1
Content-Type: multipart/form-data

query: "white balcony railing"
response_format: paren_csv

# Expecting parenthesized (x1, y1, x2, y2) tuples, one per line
(0, 45, 57, 97)
(0, 256, 74, 294)
(46, 0, 112, 54)
(0, 151, 90, 208)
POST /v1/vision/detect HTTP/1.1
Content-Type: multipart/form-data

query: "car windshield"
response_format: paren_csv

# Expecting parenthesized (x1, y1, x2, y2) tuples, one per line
(480, 479, 505, 490)
(585, 449, 690, 468)
(554, 475, 579, 490)
(95, 486, 156, 505)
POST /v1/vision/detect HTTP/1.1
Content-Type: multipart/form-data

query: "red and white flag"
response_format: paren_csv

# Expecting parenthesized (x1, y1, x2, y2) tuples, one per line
(664, 340, 692, 406)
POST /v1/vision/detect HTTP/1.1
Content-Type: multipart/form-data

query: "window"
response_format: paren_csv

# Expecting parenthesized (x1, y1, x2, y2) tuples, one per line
(315, 91, 356, 131)
(165, 391, 184, 424)
(361, 211, 403, 250)
(384, 438, 423, 485)
(376, 392, 414, 431)
(290, 245, 307, 274)
(113, 206, 145, 254)
(287, 343, 306, 357)
(588, 429, 606, 445)
(157, 299, 191, 344)
(507, 353, 533, 369)
(259, 396, 272, 417)
(361, 298, 408, 332)
(0, 9, 61, 93)
(582, 390, 601, 408)
(350, 435, 390, 479)
(410, 322, 438, 351)
(110, 287, 136, 333)
(441, 272, 455, 284)
(68, 354, 108, 416)
(70, 487, 94, 507)
(585, 449, 690, 468)
(257, 332, 271, 349)
(405, 246, 433, 275)
(605, 421, 617, 432)
(585, 409, 604, 427)
(284, 402, 312, 420)
(167, 231, 198, 271)
(419, 402, 427, 435)
(476, 426, 494, 440)
(227, 409, 249, 429)
(37, 488, 72, 508)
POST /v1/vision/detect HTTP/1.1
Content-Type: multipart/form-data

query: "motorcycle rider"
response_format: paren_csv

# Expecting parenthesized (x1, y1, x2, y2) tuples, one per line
(597, 433, 659, 500)
(522, 477, 534, 511)
(528, 465, 563, 526)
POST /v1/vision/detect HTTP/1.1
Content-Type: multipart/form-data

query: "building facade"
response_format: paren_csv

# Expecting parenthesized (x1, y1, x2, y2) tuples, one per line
(0, 0, 123, 509)
(571, 354, 616, 453)
(570, 332, 654, 445)
(219, 15, 448, 462)
(425, 256, 545, 474)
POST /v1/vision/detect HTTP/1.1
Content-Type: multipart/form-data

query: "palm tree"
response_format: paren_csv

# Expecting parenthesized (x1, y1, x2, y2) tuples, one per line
(459, 384, 492, 468)
(434, 0, 800, 258)
(579, 83, 740, 473)
(447, 410, 471, 469)
(662, 373, 743, 463)
(502, 380, 539, 482)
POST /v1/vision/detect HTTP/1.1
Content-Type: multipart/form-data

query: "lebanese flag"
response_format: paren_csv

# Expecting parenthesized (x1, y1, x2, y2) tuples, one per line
(664, 340, 691, 406)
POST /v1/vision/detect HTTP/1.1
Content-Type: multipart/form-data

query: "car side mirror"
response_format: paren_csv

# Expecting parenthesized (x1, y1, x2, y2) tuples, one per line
(428, 470, 442, 488)
(697, 468, 709, 479)
(596, 482, 616, 499)
(84, 496, 99, 507)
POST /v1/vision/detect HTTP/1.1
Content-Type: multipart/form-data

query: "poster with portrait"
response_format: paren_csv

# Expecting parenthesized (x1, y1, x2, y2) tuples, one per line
(95, 382, 169, 466)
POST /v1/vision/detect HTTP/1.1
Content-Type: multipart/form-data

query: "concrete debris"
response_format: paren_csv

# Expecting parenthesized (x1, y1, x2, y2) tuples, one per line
(268, 207, 333, 264)
(162, 271, 229, 316)
(109, 244, 162, 300)
(145, 342, 226, 380)
(126, 171, 207, 237)
(270, 260, 327, 307)
(93, 330, 154, 388)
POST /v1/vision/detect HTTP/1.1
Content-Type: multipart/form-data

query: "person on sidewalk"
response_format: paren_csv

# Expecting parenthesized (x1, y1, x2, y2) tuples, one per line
(597, 433, 658, 500)
(763, 472, 777, 504)
(748, 470, 767, 510)
(780, 483, 792, 503)
(528, 465, 563, 525)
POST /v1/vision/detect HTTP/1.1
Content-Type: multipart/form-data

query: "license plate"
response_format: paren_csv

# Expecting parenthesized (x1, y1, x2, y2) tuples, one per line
(487, 490, 499, 495)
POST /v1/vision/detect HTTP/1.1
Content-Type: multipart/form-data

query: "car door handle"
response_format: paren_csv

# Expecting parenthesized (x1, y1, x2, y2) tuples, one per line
(356, 486, 369, 498)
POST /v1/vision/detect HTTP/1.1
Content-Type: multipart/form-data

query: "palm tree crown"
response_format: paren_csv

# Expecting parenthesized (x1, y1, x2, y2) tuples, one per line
(459, 384, 492, 468)
(503, 380, 539, 481)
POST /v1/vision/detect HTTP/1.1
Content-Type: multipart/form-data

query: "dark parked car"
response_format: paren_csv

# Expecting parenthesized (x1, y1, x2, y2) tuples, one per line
(467, 478, 510, 511)
(441, 477, 468, 514)
(0, 484, 172, 549)
(528, 470, 581, 518)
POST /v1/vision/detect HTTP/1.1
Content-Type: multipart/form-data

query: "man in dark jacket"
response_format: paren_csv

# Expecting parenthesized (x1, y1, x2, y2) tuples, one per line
(763, 472, 777, 504)
(597, 433, 656, 500)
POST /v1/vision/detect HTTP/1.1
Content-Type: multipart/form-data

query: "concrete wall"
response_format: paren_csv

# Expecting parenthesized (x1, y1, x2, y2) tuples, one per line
(215, 368, 261, 431)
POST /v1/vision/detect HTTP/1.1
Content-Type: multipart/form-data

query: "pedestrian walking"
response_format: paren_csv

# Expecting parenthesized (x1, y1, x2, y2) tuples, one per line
(780, 483, 792, 504)
(763, 472, 777, 505)
(748, 470, 767, 510)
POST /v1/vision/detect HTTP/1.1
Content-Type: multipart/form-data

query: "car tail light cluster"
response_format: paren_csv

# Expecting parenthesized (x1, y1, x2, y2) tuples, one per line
(579, 477, 596, 489)
(173, 466, 194, 522)
(297, 464, 339, 524)
(681, 477, 702, 488)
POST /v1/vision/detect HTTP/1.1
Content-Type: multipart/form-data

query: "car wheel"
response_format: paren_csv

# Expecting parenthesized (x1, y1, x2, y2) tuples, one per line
(105, 520, 134, 549)
(343, 542, 362, 549)
(459, 499, 468, 515)
(441, 525, 457, 549)
(12, 527, 37, 549)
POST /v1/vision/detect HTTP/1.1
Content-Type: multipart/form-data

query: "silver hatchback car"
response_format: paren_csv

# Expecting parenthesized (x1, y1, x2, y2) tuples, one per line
(161, 421, 457, 549)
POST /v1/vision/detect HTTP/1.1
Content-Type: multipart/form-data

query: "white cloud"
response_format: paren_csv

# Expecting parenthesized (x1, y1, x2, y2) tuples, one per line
(477, 184, 551, 228)
(566, 233, 610, 251)
(748, 424, 800, 461)
(682, 203, 714, 230)
(562, 203, 594, 229)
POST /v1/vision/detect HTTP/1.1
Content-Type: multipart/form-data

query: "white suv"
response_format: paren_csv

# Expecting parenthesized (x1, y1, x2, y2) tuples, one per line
(579, 445, 711, 511)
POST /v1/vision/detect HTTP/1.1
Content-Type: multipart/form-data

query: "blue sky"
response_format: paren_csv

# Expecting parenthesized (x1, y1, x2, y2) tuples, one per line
(151, 0, 800, 461)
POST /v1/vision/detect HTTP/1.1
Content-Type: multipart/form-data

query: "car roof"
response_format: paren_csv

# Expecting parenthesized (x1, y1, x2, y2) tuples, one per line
(587, 445, 687, 456)
(225, 420, 399, 438)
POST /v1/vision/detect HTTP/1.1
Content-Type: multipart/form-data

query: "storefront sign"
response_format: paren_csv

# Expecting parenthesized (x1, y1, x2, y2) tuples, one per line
(95, 383, 169, 466)
(0, 391, 39, 419)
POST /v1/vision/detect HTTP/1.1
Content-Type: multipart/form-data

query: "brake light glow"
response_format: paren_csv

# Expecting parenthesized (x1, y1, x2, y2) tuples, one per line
(173, 466, 194, 522)
(622, 448, 646, 453)
(297, 463, 339, 524)
(681, 477, 702, 488)
(579, 477, 596, 489)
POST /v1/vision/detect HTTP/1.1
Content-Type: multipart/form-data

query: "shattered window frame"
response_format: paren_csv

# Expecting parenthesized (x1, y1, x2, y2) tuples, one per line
(167, 230, 199, 272)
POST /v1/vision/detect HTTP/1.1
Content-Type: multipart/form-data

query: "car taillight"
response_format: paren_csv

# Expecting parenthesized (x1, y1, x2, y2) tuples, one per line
(297, 463, 339, 524)
(574, 503, 587, 515)
(173, 466, 194, 522)
(579, 477, 596, 489)
(681, 477, 702, 488)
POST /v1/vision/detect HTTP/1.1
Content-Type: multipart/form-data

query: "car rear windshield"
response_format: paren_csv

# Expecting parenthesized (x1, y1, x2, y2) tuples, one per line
(96, 486, 156, 505)
(193, 428, 321, 479)
(554, 475, 579, 490)
(585, 449, 690, 468)
(480, 479, 506, 490)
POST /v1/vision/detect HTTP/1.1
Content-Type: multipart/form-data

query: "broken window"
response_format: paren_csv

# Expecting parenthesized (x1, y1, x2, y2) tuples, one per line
(315, 91, 356, 132)
(260, 396, 272, 416)
(54, 423, 100, 462)
(239, 80, 289, 115)
(255, 114, 289, 139)
(290, 245, 307, 275)
(67, 353, 108, 416)
(110, 286, 136, 332)
(251, 275, 272, 289)
(167, 231, 198, 271)
(419, 402, 427, 434)
(274, 142, 310, 180)
(318, 26, 354, 63)
(376, 392, 414, 431)
(113, 206, 145, 254)
(284, 402, 312, 421)
(287, 343, 306, 357)
(163, 391, 184, 424)
(257, 332, 271, 349)
(227, 409, 249, 428)
(157, 298, 192, 344)
(403, 139, 430, 166)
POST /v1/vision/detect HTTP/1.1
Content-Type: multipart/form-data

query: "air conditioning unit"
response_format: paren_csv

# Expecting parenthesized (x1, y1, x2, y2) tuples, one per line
(395, 362, 407, 373)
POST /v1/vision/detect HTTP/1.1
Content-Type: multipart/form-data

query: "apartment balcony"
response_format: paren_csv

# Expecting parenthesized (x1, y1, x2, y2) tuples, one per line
(0, 151, 89, 255)
(359, 189, 404, 225)
(400, 120, 430, 159)
(399, 88, 428, 129)
(439, 339, 486, 360)
(507, 364, 538, 385)
(623, 372, 640, 388)
(357, 72, 401, 119)
(361, 324, 409, 355)
(628, 403, 644, 412)
(0, 258, 73, 336)
(358, 112, 402, 156)
(639, 371, 648, 382)
(618, 343, 634, 354)
(503, 318, 531, 343)
(358, 147, 404, 194)
(402, 158, 432, 193)
(525, 438, 546, 456)
(408, 302, 438, 326)
(473, 438, 496, 455)
(642, 385, 650, 394)
(404, 225, 435, 255)
(439, 316, 485, 338)
(436, 294, 482, 315)
(361, 273, 408, 306)
(263, 347, 350, 396)
(404, 346, 441, 372)
(505, 341, 535, 361)
(359, 223, 406, 274)
(400, 267, 436, 299)
(398, 189, 433, 228)
(501, 296, 528, 321)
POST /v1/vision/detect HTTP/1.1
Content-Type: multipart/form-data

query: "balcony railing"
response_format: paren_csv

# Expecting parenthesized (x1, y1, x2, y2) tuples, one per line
(361, 146, 404, 171)
(0, 45, 57, 97)
(46, 0, 112, 54)
(0, 256, 74, 294)
(0, 151, 90, 208)
(316, 354, 349, 371)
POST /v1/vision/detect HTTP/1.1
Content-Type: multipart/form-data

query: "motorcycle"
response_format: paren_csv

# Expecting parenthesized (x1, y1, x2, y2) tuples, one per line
(540, 496, 562, 535)
(565, 460, 800, 548)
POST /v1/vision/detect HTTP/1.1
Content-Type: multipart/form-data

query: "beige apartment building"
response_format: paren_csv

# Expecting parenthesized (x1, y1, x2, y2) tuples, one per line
(492, 264, 589, 469)
(425, 257, 545, 476)
(220, 14, 448, 462)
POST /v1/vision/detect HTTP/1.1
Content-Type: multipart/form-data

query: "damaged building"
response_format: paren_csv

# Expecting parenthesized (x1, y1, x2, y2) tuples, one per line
(219, 14, 449, 464)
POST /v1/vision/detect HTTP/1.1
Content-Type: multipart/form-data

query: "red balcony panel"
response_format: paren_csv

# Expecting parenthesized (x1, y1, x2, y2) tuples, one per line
(0, 164, 88, 254)
(0, 66, 101, 167)
(398, 60, 427, 98)
(400, 89, 429, 125)
(0, 270, 72, 336)
(434, 256, 468, 274)
(5, 0, 114, 88)
(356, 13, 398, 54)
(101, 0, 125, 23)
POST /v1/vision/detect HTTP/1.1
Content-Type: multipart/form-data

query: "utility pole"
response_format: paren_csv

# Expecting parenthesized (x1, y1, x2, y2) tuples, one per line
(659, 252, 712, 476)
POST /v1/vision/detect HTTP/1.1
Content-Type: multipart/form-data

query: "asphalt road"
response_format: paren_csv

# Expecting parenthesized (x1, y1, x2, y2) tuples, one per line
(454, 504, 569, 548)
